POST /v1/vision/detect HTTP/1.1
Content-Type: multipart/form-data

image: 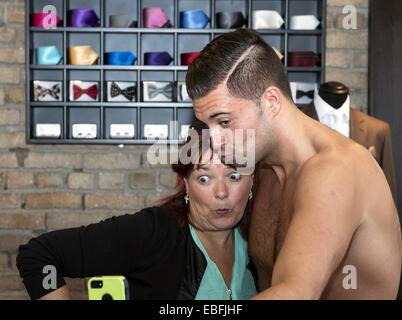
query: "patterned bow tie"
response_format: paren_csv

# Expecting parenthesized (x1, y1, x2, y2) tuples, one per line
(35, 83, 61, 101)
(296, 90, 315, 99)
(148, 83, 173, 99)
(111, 82, 136, 101)
(73, 84, 98, 100)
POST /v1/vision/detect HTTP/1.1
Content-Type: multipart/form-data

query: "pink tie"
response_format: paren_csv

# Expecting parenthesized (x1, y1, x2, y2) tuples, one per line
(143, 7, 172, 28)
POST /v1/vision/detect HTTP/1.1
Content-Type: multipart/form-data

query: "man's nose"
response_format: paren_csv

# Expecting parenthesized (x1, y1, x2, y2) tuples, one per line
(214, 180, 228, 200)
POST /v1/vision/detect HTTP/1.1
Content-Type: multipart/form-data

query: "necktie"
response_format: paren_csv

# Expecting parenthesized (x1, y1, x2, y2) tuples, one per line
(181, 52, 200, 65)
(290, 15, 320, 30)
(67, 8, 100, 27)
(144, 52, 173, 66)
(143, 7, 172, 28)
(288, 51, 320, 67)
(73, 84, 98, 100)
(296, 90, 315, 99)
(252, 10, 284, 29)
(35, 46, 63, 65)
(216, 12, 246, 29)
(110, 82, 136, 101)
(148, 83, 173, 99)
(31, 13, 63, 27)
(109, 14, 137, 28)
(180, 10, 209, 29)
(34, 82, 61, 101)
(68, 46, 99, 65)
(105, 52, 137, 65)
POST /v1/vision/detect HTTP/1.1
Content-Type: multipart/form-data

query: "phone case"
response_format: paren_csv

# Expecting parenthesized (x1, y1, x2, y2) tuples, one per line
(87, 276, 129, 300)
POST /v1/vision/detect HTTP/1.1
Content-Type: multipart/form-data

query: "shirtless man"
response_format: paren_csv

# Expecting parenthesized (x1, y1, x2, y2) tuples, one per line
(186, 29, 401, 299)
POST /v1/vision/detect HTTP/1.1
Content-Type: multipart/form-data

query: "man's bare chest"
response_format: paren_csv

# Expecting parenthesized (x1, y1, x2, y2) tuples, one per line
(248, 170, 297, 269)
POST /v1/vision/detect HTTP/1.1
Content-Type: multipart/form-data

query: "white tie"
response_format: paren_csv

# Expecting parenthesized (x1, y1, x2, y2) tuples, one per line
(252, 10, 284, 29)
(290, 15, 320, 30)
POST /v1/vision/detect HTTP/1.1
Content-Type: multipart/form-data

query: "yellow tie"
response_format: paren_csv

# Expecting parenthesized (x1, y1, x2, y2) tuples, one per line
(68, 46, 99, 65)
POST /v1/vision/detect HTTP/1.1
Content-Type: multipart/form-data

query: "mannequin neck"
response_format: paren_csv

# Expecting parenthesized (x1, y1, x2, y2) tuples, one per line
(318, 90, 348, 110)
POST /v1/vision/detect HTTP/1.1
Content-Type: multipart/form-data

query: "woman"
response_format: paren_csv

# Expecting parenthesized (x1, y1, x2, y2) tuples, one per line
(16, 120, 257, 300)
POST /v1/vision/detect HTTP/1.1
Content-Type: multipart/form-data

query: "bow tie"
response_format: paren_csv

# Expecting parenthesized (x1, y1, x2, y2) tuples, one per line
(73, 84, 98, 100)
(35, 83, 61, 101)
(296, 90, 315, 99)
(111, 82, 136, 101)
(147, 83, 173, 99)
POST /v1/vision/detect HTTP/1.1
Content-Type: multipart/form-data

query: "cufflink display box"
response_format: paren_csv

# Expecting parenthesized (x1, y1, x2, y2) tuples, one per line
(141, 108, 174, 140)
(177, 108, 196, 140)
(26, 0, 325, 145)
(31, 107, 64, 139)
(68, 107, 101, 139)
(104, 108, 137, 139)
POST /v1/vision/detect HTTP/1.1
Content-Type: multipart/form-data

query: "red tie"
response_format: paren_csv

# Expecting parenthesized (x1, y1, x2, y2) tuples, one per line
(181, 52, 201, 66)
(73, 84, 98, 100)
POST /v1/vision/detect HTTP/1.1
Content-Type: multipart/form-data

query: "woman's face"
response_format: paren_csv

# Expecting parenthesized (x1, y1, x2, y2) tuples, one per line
(184, 151, 253, 232)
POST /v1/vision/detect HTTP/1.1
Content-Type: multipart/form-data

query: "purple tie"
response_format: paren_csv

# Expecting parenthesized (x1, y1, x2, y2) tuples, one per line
(143, 7, 172, 28)
(67, 8, 100, 27)
(144, 52, 173, 66)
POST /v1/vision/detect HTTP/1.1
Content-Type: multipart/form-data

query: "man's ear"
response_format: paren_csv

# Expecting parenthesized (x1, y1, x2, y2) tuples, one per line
(261, 86, 283, 119)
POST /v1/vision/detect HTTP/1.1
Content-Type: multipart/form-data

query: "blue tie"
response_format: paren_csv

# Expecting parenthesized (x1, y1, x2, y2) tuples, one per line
(35, 46, 63, 65)
(104, 52, 137, 65)
(180, 10, 209, 29)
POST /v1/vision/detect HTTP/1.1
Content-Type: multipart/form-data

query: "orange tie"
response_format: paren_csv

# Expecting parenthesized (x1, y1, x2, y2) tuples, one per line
(68, 45, 99, 65)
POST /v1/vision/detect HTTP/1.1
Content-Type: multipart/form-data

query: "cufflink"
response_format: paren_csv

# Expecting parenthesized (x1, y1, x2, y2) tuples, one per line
(35, 123, 61, 138)
(110, 124, 135, 139)
(144, 124, 168, 139)
(72, 124, 97, 139)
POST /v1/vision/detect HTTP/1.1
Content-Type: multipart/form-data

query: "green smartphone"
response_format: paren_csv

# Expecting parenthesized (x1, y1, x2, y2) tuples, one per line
(87, 276, 130, 300)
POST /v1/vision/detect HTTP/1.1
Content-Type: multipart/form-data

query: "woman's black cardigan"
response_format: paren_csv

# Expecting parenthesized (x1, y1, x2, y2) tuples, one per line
(17, 205, 256, 300)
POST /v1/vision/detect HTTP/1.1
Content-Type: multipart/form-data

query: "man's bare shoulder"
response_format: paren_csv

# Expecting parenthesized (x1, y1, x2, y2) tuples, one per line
(299, 138, 377, 182)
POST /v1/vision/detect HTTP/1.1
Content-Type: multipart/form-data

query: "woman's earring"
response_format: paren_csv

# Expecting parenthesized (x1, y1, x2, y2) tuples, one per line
(184, 193, 190, 204)
(249, 190, 253, 200)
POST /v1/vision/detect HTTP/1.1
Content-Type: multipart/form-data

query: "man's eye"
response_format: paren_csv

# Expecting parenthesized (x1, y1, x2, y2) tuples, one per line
(198, 175, 210, 184)
(219, 120, 231, 128)
(229, 172, 241, 181)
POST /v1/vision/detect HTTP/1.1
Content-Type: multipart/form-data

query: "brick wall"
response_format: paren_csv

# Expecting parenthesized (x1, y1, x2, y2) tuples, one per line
(0, 0, 369, 299)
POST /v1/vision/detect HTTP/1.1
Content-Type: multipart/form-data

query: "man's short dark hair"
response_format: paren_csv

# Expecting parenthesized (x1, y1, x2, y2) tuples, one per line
(186, 28, 292, 103)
